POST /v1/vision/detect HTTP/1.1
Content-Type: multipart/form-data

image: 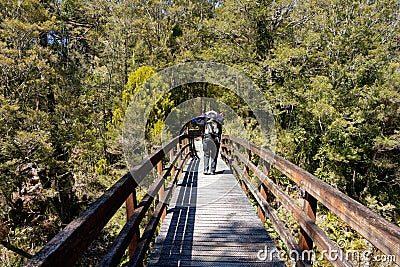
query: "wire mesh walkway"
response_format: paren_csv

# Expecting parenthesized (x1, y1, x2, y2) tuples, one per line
(147, 140, 285, 266)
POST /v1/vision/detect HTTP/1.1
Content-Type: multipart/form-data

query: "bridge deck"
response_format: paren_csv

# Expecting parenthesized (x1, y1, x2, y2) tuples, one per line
(147, 140, 285, 266)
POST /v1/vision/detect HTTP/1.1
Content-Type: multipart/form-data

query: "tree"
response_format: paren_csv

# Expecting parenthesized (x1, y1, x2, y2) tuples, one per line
(264, 0, 400, 206)
(0, 0, 66, 263)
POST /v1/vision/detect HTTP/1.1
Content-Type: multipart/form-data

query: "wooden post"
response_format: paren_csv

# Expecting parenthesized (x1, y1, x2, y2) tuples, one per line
(157, 160, 163, 178)
(182, 138, 186, 155)
(170, 150, 176, 177)
(241, 179, 247, 193)
(262, 159, 275, 202)
(125, 190, 139, 259)
(177, 143, 182, 176)
(225, 139, 230, 158)
(242, 148, 251, 194)
(157, 160, 166, 222)
(181, 138, 185, 156)
(223, 139, 231, 165)
(299, 192, 318, 263)
(262, 159, 271, 176)
(259, 159, 271, 223)
(244, 148, 250, 178)
(233, 143, 246, 193)
(258, 184, 267, 223)
(229, 140, 234, 160)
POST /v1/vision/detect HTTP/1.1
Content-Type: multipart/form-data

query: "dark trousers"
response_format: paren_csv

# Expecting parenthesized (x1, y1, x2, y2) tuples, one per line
(203, 137, 219, 173)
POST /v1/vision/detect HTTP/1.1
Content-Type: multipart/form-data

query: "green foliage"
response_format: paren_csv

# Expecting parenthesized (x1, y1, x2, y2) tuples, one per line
(95, 159, 108, 175)
(1, 0, 399, 265)
(125, 66, 156, 100)
(365, 195, 397, 222)
(265, 0, 400, 204)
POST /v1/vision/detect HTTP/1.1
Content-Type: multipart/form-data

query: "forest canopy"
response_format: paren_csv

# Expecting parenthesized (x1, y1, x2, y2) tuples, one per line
(0, 0, 399, 265)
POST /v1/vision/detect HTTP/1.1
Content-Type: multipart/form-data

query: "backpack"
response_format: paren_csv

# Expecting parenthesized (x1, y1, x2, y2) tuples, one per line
(204, 119, 220, 138)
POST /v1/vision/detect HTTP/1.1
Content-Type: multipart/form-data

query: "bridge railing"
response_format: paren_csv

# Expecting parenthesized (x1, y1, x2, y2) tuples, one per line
(25, 135, 191, 267)
(221, 135, 400, 267)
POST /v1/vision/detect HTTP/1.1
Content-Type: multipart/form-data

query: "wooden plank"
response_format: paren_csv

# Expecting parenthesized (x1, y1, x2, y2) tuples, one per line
(225, 135, 400, 265)
(151, 254, 276, 262)
(228, 149, 353, 267)
(25, 135, 189, 267)
(127, 153, 191, 267)
(151, 243, 275, 251)
(98, 170, 173, 266)
(158, 228, 270, 235)
(148, 140, 285, 266)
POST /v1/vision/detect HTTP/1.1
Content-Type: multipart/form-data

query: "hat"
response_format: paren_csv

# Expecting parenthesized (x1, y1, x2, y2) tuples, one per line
(204, 110, 224, 125)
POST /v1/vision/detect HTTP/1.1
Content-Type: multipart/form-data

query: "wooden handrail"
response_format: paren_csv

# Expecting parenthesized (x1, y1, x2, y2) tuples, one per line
(25, 133, 400, 266)
(99, 151, 190, 267)
(25, 135, 191, 267)
(221, 135, 400, 266)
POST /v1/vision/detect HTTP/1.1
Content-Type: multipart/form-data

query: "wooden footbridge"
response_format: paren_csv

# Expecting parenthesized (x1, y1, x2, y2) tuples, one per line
(25, 134, 400, 267)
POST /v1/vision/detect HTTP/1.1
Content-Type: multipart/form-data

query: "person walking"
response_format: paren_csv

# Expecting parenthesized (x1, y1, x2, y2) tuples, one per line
(192, 110, 223, 175)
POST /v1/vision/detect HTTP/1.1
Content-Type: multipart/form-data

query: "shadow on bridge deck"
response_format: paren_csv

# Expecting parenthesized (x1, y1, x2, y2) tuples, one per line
(147, 141, 285, 267)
